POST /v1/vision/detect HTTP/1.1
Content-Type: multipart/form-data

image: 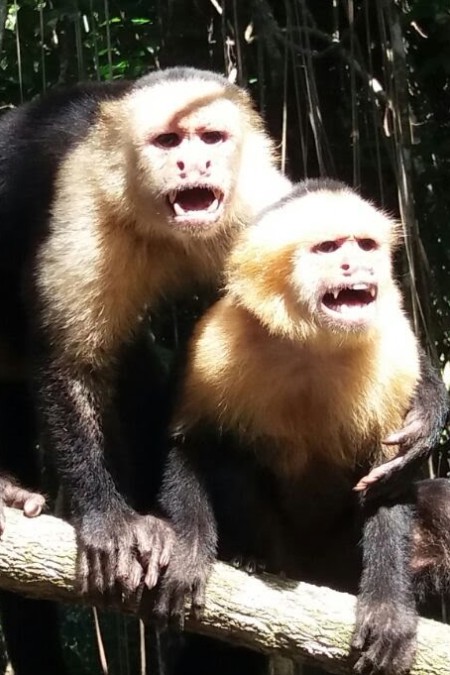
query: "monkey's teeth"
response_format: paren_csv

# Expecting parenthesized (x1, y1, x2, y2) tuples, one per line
(169, 191, 177, 204)
(348, 283, 377, 298)
(172, 201, 219, 217)
(207, 198, 219, 212)
(332, 290, 339, 300)
(173, 202, 187, 216)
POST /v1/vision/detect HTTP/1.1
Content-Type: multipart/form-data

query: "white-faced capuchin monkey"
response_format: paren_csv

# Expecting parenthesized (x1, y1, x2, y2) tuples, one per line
(156, 180, 449, 675)
(0, 67, 292, 673)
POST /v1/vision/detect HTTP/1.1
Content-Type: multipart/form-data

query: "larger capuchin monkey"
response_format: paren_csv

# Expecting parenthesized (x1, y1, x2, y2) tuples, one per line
(156, 180, 449, 675)
(0, 67, 292, 672)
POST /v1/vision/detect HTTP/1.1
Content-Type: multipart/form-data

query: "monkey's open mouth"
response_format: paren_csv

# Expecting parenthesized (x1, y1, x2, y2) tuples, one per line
(322, 283, 377, 316)
(167, 187, 224, 224)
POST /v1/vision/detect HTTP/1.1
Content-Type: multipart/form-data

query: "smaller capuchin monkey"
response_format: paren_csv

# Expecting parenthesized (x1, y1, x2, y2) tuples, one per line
(156, 180, 449, 675)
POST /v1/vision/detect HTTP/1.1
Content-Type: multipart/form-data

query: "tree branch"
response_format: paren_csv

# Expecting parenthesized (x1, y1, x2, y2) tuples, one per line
(0, 507, 449, 674)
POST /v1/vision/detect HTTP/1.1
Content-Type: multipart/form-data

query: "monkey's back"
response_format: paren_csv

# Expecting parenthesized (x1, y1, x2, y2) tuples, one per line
(0, 82, 131, 350)
(0, 82, 131, 256)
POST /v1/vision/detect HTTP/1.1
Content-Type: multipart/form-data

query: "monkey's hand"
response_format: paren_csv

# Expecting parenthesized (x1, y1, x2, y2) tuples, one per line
(0, 476, 45, 535)
(150, 535, 212, 630)
(355, 412, 439, 499)
(356, 357, 449, 499)
(76, 509, 174, 599)
(351, 601, 417, 675)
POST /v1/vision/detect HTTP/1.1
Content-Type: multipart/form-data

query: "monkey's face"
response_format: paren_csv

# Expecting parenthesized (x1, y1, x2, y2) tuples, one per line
(124, 81, 246, 238)
(227, 187, 399, 342)
(293, 236, 390, 333)
(289, 193, 397, 334)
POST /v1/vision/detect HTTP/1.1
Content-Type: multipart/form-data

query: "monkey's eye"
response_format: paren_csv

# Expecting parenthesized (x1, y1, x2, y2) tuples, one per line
(153, 133, 181, 148)
(201, 131, 226, 144)
(358, 238, 378, 251)
(313, 240, 339, 253)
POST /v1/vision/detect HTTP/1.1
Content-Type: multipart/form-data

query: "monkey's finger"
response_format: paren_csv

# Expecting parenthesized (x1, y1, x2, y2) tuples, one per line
(352, 653, 374, 675)
(159, 528, 173, 568)
(382, 418, 422, 446)
(351, 632, 369, 654)
(100, 546, 118, 595)
(354, 457, 404, 491)
(23, 493, 46, 517)
(77, 551, 90, 595)
(134, 526, 164, 588)
(143, 553, 160, 590)
(0, 504, 5, 536)
(2, 483, 45, 514)
(88, 551, 107, 597)
(116, 548, 143, 597)
(141, 516, 174, 568)
(123, 559, 144, 596)
(169, 590, 186, 630)
(191, 582, 206, 619)
(152, 586, 172, 629)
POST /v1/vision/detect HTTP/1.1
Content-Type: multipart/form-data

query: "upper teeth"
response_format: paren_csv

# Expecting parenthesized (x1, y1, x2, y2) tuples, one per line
(331, 284, 376, 298)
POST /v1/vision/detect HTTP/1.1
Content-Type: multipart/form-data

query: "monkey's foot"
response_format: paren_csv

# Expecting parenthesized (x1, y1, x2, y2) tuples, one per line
(351, 602, 417, 675)
(150, 536, 212, 630)
(230, 556, 266, 574)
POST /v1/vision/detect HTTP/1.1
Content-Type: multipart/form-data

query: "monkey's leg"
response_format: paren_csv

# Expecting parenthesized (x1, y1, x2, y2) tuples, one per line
(155, 432, 272, 675)
(351, 500, 417, 675)
(153, 440, 218, 628)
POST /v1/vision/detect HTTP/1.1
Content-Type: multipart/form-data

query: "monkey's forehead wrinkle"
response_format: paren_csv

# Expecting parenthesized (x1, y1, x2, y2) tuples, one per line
(240, 189, 399, 251)
(123, 82, 244, 140)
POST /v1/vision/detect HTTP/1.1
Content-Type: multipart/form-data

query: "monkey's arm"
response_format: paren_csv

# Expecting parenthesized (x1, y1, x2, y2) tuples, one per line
(352, 500, 417, 675)
(355, 351, 449, 496)
(35, 354, 173, 598)
(154, 430, 218, 628)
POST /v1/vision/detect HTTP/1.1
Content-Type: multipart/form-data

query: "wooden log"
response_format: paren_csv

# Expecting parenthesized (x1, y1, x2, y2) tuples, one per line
(0, 507, 448, 674)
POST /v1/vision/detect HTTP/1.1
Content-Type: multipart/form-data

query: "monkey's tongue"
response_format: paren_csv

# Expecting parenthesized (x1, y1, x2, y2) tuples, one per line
(171, 187, 220, 215)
